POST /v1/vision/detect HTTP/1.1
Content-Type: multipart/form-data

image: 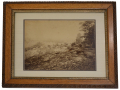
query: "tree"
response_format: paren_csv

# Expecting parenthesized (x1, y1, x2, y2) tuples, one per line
(80, 21, 95, 48)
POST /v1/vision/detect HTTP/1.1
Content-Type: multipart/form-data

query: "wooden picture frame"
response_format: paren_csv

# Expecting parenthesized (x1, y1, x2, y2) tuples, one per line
(2, 2, 118, 88)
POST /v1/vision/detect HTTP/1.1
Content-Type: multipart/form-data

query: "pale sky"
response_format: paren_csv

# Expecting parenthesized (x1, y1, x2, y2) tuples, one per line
(25, 20, 86, 45)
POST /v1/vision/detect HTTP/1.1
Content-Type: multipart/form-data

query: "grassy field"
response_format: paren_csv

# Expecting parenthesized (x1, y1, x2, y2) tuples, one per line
(25, 42, 96, 71)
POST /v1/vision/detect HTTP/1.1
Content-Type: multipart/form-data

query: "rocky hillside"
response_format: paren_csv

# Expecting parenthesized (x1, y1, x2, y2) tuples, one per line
(25, 42, 96, 71)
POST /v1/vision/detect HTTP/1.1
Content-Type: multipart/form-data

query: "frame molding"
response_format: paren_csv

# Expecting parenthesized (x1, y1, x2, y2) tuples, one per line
(2, 2, 118, 88)
(11, 9, 108, 80)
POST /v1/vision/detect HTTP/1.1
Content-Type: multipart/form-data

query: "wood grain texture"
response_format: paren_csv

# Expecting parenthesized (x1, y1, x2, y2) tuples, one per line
(7, 3, 111, 9)
(113, 2, 118, 88)
(6, 79, 113, 85)
(2, 2, 118, 88)
(4, 4, 12, 83)
(107, 5, 115, 84)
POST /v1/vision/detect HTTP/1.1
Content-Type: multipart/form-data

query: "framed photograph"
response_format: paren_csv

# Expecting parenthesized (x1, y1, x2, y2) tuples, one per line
(2, 2, 118, 88)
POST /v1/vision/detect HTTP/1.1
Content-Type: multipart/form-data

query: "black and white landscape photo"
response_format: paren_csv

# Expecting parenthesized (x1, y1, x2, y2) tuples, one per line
(24, 20, 96, 71)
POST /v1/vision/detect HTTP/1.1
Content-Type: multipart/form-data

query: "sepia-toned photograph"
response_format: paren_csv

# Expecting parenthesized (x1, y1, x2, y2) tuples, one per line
(24, 20, 96, 71)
